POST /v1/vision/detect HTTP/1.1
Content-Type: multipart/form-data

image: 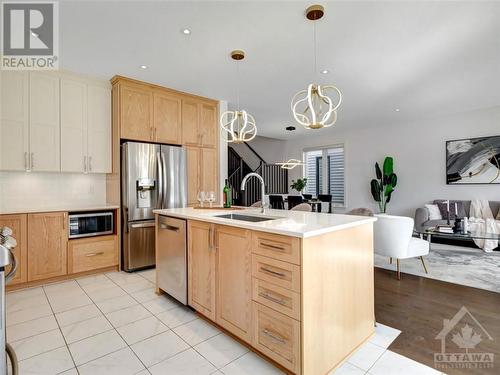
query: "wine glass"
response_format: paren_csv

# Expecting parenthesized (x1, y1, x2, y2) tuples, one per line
(207, 191, 215, 208)
(197, 191, 206, 208)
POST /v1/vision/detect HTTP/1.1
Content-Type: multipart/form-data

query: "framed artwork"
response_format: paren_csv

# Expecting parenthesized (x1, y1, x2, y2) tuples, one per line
(446, 135, 500, 184)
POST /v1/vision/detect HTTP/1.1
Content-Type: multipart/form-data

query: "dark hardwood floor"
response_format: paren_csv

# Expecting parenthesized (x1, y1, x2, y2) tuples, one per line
(375, 268, 500, 375)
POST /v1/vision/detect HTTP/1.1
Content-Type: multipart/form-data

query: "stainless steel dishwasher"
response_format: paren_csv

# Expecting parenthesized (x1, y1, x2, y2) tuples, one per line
(156, 216, 187, 304)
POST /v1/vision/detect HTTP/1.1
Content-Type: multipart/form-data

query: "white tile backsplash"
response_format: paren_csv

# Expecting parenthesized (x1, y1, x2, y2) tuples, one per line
(0, 172, 107, 212)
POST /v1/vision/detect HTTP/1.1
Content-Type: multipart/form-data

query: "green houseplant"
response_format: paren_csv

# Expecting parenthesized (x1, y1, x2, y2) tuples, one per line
(370, 157, 397, 213)
(290, 178, 308, 193)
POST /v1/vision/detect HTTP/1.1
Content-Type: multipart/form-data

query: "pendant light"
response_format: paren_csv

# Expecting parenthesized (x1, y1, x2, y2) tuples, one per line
(275, 159, 305, 170)
(220, 50, 257, 143)
(291, 4, 342, 130)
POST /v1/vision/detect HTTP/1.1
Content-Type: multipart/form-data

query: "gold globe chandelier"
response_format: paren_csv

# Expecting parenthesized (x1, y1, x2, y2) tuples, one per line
(220, 50, 257, 143)
(291, 5, 342, 130)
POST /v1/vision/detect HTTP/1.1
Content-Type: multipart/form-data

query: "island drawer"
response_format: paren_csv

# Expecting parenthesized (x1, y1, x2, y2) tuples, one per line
(252, 302, 300, 374)
(68, 235, 118, 274)
(252, 232, 301, 265)
(252, 278, 300, 320)
(252, 255, 301, 293)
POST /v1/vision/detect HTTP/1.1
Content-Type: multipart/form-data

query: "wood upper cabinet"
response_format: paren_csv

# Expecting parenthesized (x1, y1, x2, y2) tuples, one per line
(188, 221, 216, 320)
(0, 71, 29, 171)
(216, 225, 252, 342)
(27, 212, 68, 281)
(119, 83, 153, 141)
(186, 146, 201, 205)
(153, 92, 181, 144)
(0, 214, 28, 285)
(182, 99, 218, 148)
(29, 72, 60, 172)
(201, 148, 218, 194)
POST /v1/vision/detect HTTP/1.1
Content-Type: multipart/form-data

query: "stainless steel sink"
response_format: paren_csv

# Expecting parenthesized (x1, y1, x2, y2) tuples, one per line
(214, 214, 279, 222)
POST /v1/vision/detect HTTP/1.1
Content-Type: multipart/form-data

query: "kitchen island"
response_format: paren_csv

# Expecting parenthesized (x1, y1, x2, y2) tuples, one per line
(154, 207, 376, 375)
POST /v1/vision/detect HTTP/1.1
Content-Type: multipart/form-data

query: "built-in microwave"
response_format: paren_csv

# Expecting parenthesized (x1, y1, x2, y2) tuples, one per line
(68, 211, 114, 239)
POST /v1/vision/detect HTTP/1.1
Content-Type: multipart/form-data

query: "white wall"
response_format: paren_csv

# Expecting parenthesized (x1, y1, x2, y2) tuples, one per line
(0, 172, 107, 213)
(285, 106, 500, 217)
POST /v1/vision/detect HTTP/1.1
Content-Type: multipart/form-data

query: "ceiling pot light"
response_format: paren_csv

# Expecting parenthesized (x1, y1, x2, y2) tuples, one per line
(182, 28, 191, 35)
(285, 126, 296, 131)
(291, 4, 342, 130)
(139, 65, 148, 69)
(321, 69, 329, 74)
(395, 108, 400, 112)
(220, 50, 257, 144)
(276, 159, 305, 170)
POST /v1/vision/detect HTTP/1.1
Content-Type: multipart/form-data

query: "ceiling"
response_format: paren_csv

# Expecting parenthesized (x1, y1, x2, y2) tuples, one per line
(60, 1, 500, 139)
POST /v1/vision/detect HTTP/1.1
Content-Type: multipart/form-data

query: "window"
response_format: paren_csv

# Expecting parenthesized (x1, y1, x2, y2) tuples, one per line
(303, 145, 345, 206)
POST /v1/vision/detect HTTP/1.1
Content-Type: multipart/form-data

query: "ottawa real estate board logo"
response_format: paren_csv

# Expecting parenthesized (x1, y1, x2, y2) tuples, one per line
(1, 1, 59, 69)
(435, 306, 494, 370)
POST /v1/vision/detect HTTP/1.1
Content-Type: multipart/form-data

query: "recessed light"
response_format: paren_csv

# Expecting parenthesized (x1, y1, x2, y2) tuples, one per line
(395, 108, 400, 112)
(321, 69, 329, 74)
(139, 65, 148, 70)
(182, 28, 191, 35)
(285, 126, 296, 131)
(31, 31, 39, 37)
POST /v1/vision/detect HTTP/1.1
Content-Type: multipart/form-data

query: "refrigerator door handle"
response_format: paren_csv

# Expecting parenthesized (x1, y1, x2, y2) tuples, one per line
(157, 151, 163, 209)
(161, 151, 168, 209)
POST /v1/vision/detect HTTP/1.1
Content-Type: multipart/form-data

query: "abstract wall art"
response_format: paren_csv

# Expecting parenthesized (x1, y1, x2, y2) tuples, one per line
(446, 135, 500, 184)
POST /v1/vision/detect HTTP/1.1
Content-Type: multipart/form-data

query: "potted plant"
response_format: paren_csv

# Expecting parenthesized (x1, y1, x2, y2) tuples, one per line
(290, 178, 308, 193)
(370, 157, 397, 213)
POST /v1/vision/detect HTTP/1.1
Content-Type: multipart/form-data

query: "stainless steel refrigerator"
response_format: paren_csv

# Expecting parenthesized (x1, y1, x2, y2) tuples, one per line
(121, 141, 187, 271)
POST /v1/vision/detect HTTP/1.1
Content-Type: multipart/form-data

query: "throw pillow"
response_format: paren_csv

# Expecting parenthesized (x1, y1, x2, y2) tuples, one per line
(436, 201, 466, 220)
(425, 204, 442, 220)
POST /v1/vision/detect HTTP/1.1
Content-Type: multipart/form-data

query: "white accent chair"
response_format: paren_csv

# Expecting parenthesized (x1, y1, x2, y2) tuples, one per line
(374, 214, 429, 280)
(291, 203, 312, 212)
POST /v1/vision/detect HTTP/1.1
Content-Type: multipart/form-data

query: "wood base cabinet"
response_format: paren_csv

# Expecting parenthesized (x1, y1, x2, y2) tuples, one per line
(0, 214, 28, 285)
(185, 219, 375, 375)
(68, 235, 118, 274)
(27, 212, 68, 281)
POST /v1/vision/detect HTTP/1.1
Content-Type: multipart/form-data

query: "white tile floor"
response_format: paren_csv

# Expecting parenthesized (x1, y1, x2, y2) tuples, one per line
(6, 269, 443, 375)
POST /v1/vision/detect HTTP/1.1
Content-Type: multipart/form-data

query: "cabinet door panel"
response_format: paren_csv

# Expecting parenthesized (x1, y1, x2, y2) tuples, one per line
(186, 146, 200, 206)
(181, 100, 199, 145)
(28, 212, 68, 281)
(30, 73, 60, 172)
(216, 226, 252, 342)
(154, 92, 181, 144)
(61, 78, 87, 173)
(0, 71, 29, 171)
(0, 214, 28, 285)
(188, 221, 215, 320)
(88, 84, 112, 173)
(120, 84, 152, 141)
(200, 103, 217, 148)
(201, 148, 218, 196)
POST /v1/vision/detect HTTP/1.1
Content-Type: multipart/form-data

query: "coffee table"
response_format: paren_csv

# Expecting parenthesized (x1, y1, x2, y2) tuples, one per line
(414, 228, 500, 250)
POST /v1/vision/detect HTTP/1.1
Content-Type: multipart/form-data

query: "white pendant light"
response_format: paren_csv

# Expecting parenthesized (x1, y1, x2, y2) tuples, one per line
(220, 50, 257, 143)
(275, 159, 305, 170)
(291, 4, 342, 130)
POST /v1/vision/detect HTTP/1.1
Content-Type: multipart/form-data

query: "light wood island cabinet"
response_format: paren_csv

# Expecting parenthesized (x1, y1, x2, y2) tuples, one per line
(160, 216, 375, 375)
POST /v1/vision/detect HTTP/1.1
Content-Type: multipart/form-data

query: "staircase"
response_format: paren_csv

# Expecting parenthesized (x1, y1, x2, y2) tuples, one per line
(228, 143, 288, 206)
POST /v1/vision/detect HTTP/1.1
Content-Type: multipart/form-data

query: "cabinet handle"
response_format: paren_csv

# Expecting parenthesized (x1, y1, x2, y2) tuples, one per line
(260, 267, 286, 278)
(260, 242, 285, 252)
(262, 329, 286, 344)
(258, 291, 287, 306)
(83, 156, 87, 172)
(85, 252, 104, 257)
(30, 153, 34, 169)
(160, 223, 179, 232)
(89, 156, 92, 172)
(24, 152, 28, 170)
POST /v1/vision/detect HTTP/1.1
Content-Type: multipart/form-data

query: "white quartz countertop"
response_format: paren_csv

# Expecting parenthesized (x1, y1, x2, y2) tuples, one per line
(153, 207, 376, 238)
(0, 204, 120, 215)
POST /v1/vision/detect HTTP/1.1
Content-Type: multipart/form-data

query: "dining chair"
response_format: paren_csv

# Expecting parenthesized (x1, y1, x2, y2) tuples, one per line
(373, 214, 430, 280)
(317, 194, 333, 213)
(291, 203, 312, 212)
(302, 194, 312, 200)
(269, 195, 285, 210)
(346, 208, 374, 216)
(287, 195, 303, 210)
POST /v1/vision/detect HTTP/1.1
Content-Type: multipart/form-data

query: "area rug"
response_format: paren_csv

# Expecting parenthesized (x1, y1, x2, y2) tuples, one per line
(374, 243, 500, 293)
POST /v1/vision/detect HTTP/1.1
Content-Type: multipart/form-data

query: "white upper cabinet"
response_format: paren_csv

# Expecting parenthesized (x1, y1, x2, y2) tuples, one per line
(0, 71, 29, 171)
(30, 72, 61, 172)
(87, 84, 111, 173)
(0, 70, 111, 174)
(61, 78, 87, 173)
